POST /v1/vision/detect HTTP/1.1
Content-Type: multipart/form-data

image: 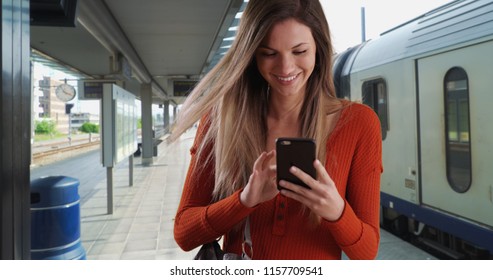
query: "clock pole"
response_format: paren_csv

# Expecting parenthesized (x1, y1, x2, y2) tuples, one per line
(68, 114, 72, 145)
(65, 103, 75, 145)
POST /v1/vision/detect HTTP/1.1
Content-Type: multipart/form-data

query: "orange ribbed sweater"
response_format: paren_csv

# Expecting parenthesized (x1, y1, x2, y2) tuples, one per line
(174, 103, 383, 259)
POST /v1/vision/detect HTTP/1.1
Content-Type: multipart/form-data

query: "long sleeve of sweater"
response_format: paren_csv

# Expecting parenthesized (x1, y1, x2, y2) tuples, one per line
(324, 103, 383, 259)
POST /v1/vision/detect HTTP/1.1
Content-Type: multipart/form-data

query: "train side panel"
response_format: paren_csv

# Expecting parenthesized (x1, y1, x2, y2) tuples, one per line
(417, 40, 493, 228)
(350, 59, 420, 206)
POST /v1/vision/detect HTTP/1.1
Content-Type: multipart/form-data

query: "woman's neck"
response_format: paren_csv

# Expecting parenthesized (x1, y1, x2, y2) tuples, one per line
(267, 91, 304, 123)
(266, 92, 304, 138)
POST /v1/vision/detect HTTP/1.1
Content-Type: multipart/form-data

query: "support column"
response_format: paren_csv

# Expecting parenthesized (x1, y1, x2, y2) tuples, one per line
(163, 100, 170, 133)
(140, 83, 153, 166)
(1, 0, 31, 259)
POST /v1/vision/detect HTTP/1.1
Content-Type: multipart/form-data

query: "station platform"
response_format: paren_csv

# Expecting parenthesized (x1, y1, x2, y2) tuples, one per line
(30, 127, 437, 260)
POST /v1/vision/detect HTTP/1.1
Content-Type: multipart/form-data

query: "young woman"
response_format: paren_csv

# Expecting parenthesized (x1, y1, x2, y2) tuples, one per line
(171, 0, 382, 260)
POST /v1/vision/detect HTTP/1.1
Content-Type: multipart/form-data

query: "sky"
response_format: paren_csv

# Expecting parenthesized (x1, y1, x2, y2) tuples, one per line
(320, 0, 455, 53)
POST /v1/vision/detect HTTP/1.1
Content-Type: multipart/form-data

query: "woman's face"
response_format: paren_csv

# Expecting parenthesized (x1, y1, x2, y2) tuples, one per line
(255, 18, 316, 99)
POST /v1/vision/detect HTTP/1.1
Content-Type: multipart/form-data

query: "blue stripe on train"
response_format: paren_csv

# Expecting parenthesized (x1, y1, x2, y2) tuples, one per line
(380, 192, 493, 253)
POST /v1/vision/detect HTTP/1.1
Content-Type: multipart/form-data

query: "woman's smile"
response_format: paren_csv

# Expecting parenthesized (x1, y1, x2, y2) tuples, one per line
(275, 73, 300, 83)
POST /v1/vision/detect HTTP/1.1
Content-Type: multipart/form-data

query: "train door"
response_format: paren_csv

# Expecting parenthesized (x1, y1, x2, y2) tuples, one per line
(417, 40, 493, 228)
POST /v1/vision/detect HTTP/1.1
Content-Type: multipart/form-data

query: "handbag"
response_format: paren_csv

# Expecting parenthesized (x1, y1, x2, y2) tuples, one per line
(193, 240, 225, 260)
(194, 217, 252, 260)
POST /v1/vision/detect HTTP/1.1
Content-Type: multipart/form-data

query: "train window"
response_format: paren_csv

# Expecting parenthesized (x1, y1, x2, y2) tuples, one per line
(362, 78, 389, 140)
(444, 67, 471, 193)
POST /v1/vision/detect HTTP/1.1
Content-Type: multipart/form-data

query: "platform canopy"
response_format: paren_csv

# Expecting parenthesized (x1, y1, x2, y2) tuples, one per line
(30, 0, 246, 105)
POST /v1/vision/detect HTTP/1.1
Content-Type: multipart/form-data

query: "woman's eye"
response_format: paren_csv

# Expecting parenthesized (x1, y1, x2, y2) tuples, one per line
(294, 50, 307, 55)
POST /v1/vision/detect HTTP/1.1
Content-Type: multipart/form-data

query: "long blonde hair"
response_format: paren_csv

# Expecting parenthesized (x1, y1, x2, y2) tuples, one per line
(169, 0, 343, 202)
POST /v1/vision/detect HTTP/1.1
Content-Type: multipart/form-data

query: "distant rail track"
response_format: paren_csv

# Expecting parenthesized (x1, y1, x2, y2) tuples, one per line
(32, 135, 101, 165)
(32, 140, 100, 160)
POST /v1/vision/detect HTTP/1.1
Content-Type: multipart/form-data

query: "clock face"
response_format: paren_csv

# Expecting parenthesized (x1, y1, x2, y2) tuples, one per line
(55, 84, 76, 102)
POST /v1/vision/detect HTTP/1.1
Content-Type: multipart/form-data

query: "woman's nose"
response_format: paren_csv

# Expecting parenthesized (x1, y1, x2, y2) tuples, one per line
(276, 54, 295, 75)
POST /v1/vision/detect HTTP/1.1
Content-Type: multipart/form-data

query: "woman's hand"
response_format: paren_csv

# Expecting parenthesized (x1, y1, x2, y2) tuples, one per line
(240, 150, 278, 208)
(279, 160, 345, 221)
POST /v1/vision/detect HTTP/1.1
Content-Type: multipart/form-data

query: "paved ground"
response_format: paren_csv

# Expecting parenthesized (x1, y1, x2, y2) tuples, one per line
(76, 129, 198, 259)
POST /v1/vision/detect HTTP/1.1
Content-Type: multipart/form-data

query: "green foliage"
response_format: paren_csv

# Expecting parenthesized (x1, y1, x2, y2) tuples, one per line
(35, 119, 57, 134)
(79, 122, 99, 133)
(137, 118, 142, 129)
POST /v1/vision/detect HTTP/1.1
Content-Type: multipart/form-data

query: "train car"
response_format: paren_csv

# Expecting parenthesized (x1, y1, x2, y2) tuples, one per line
(333, 0, 493, 259)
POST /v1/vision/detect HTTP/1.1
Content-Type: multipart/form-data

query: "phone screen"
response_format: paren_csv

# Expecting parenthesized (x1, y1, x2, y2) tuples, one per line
(276, 138, 316, 189)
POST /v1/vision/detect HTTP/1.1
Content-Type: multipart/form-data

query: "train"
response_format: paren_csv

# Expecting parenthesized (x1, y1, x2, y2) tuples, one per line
(333, 0, 493, 259)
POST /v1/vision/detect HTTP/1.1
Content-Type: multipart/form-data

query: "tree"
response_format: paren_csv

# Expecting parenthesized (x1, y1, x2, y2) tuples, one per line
(79, 122, 99, 133)
(35, 119, 56, 134)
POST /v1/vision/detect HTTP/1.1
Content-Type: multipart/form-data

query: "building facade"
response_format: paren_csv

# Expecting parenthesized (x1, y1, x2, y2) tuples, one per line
(71, 112, 100, 131)
(37, 77, 70, 134)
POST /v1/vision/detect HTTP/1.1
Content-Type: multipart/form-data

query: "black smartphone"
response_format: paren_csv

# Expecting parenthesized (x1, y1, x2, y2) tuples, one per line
(276, 137, 316, 190)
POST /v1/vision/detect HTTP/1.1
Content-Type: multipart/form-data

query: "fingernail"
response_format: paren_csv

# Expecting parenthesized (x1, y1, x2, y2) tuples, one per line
(290, 166, 297, 172)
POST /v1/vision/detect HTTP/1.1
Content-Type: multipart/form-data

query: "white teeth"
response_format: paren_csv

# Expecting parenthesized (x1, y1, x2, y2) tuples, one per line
(277, 74, 297, 82)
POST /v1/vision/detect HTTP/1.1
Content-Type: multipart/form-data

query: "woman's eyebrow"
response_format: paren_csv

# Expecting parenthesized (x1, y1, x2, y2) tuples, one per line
(257, 42, 309, 50)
